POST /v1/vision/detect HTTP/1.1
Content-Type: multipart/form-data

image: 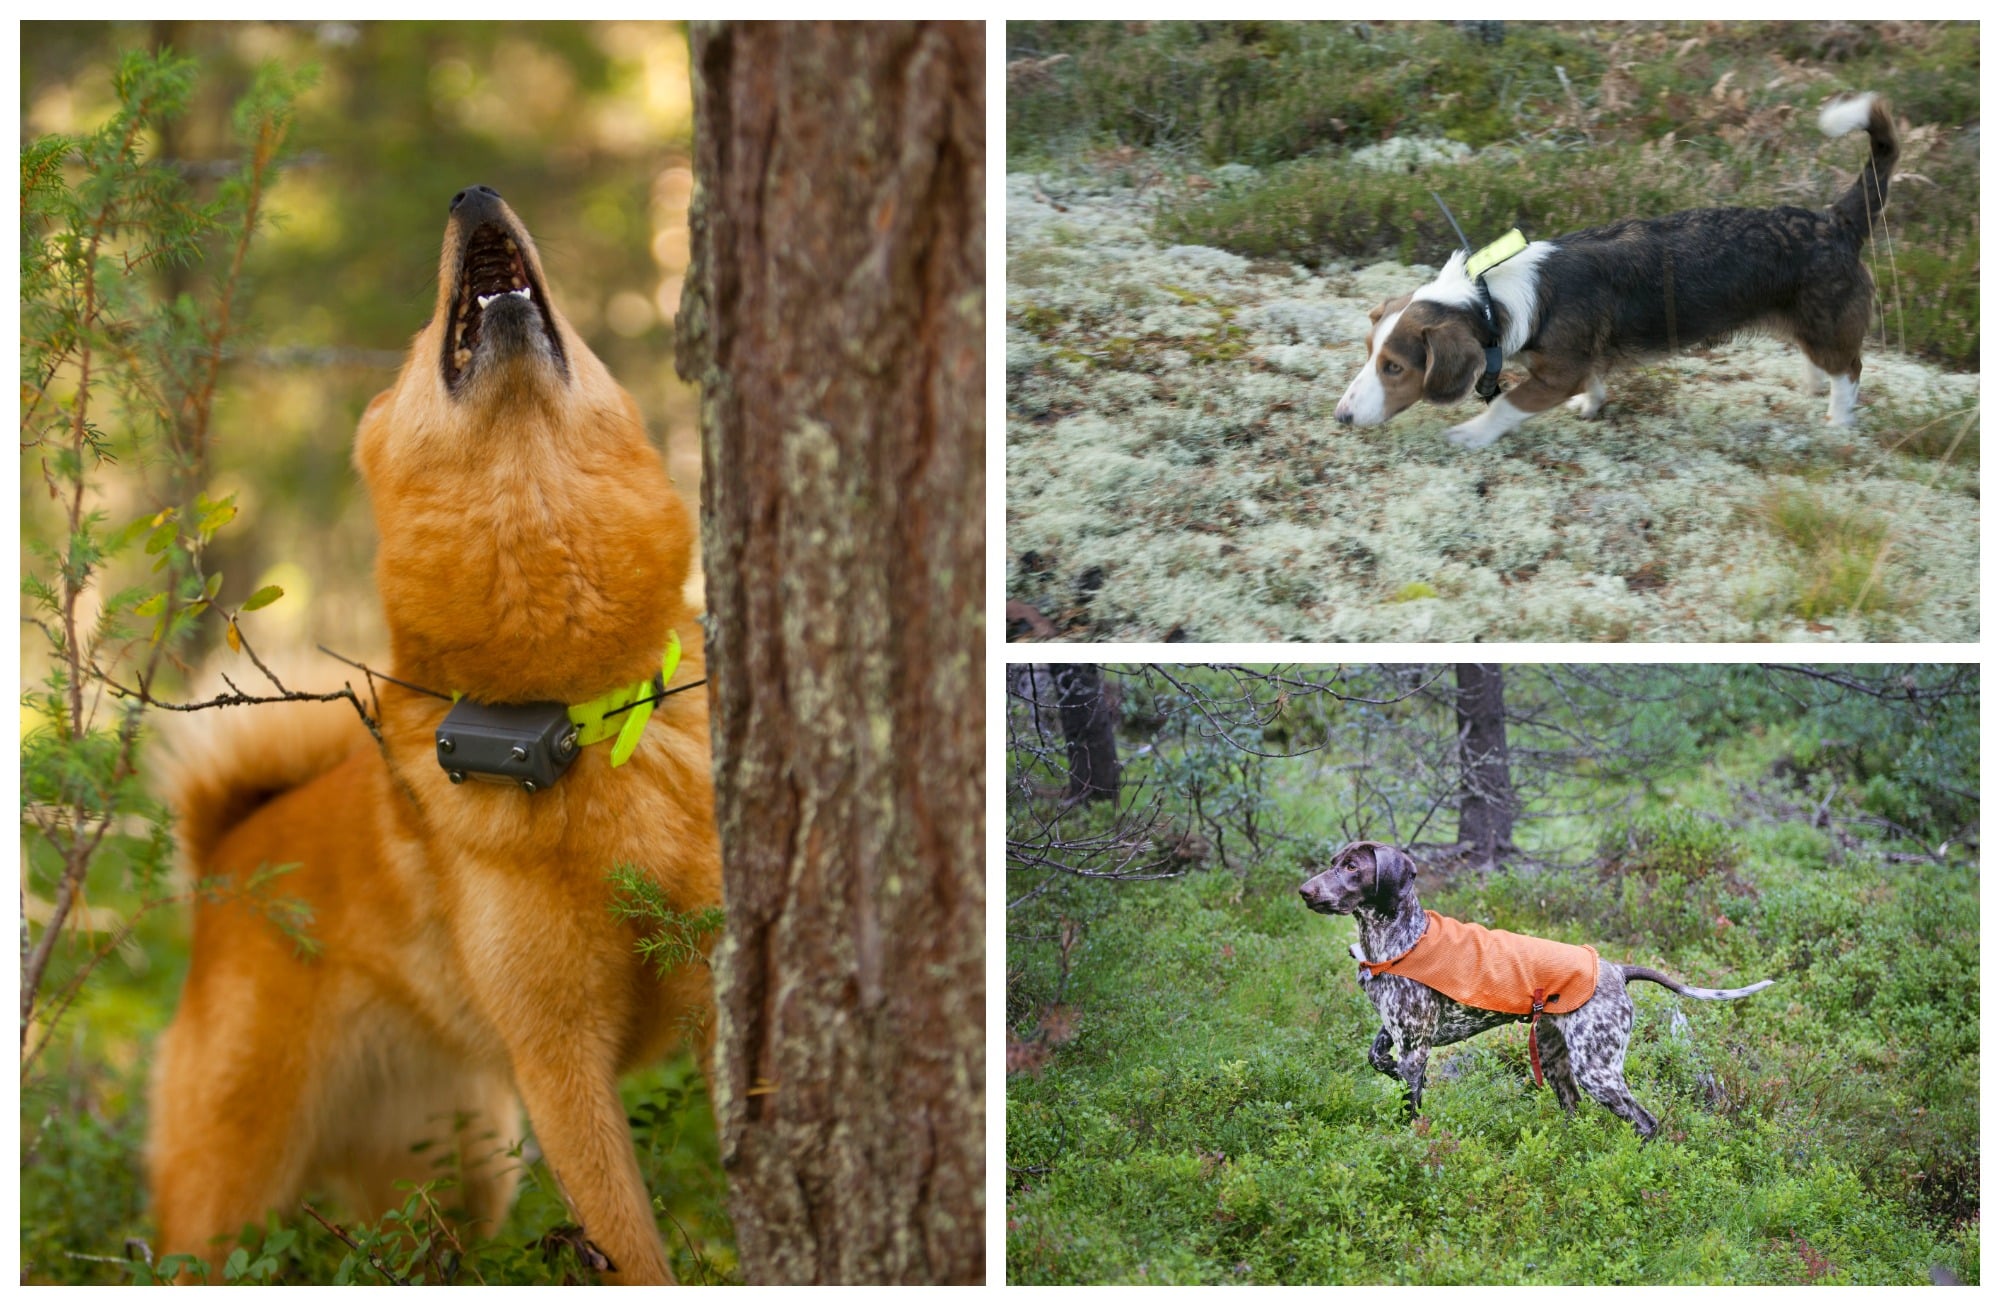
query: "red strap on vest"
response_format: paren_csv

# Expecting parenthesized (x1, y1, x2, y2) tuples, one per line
(1528, 986, 1548, 1087)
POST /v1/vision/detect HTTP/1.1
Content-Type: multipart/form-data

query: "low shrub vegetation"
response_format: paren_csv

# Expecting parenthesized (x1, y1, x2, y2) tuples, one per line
(1007, 667, 1977, 1284)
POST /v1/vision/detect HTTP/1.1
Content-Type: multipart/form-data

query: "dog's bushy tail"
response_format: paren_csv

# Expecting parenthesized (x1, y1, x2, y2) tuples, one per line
(1820, 91, 1897, 234)
(155, 662, 371, 871)
(1621, 966, 1775, 1001)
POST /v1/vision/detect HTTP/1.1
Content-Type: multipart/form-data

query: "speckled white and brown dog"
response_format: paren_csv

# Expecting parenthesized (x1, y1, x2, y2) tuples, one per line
(1334, 93, 1897, 449)
(1299, 841, 1774, 1137)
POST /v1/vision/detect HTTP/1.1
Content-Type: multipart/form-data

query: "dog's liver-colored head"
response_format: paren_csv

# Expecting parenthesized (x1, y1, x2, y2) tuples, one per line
(354, 186, 693, 705)
(1299, 840, 1416, 915)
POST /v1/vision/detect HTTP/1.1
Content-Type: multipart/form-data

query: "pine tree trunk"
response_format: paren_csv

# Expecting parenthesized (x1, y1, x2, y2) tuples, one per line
(1454, 662, 1517, 864)
(1053, 664, 1120, 803)
(675, 20, 984, 1285)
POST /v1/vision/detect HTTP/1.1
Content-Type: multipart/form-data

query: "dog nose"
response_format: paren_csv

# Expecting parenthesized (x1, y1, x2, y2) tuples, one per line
(450, 184, 503, 214)
(1335, 406, 1354, 427)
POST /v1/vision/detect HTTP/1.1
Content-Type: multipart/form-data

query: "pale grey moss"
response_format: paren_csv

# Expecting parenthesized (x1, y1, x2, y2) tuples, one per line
(1006, 172, 1979, 642)
(1348, 136, 1474, 172)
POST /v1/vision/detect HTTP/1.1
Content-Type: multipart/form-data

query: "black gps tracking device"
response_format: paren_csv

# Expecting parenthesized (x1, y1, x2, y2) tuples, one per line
(436, 698, 580, 793)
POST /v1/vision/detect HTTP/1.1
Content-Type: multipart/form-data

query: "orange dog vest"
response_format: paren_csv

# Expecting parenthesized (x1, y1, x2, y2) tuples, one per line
(1360, 911, 1599, 1015)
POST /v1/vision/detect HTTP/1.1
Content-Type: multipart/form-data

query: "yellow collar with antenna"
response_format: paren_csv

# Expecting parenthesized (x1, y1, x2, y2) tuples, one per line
(1465, 228, 1528, 279)
(564, 629, 683, 767)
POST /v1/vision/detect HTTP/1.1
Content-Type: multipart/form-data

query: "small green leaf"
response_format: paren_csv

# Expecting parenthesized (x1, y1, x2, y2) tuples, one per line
(203, 570, 224, 598)
(133, 592, 167, 617)
(107, 511, 157, 552)
(198, 499, 237, 538)
(143, 520, 177, 555)
(241, 584, 284, 611)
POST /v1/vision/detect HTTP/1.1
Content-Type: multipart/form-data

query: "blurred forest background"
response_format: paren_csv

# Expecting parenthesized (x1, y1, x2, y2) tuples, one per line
(21, 21, 728, 1282)
(22, 19, 704, 663)
(1006, 664, 1978, 1284)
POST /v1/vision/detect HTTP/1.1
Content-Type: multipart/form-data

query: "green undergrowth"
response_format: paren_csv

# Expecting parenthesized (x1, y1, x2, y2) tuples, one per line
(21, 851, 734, 1284)
(1757, 487, 1902, 622)
(1006, 732, 1977, 1284)
(21, 1052, 731, 1285)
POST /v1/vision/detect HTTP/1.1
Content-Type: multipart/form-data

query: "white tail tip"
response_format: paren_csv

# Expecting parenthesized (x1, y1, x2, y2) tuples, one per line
(1818, 92, 1878, 138)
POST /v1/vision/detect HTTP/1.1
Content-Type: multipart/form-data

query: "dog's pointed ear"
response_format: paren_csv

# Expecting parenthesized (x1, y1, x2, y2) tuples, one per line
(1422, 319, 1484, 403)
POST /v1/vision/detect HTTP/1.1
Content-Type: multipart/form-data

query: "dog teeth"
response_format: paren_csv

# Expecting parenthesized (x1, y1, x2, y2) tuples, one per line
(474, 287, 532, 309)
(455, 348, 471, 367)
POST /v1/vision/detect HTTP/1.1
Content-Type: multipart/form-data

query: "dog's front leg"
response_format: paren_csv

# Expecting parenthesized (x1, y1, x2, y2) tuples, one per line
(1369, 1026, 1431, 1117)
(1396, 1043, 1432, 1116)
(455, 867, 672, 1285)
(1446, 369, 1586, 449)
(1563, 373, 1608, 419)
(1367, 1027, 1399, 1078)
(511, 1053, 671, 1283)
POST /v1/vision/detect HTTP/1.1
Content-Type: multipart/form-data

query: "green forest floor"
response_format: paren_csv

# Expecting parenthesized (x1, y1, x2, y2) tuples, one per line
(1006, 728, 1978, 1284)
(22, 1046, 732, 1285)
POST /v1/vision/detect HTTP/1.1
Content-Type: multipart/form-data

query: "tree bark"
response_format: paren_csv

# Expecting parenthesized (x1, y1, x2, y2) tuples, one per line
(1053, 664, 1120, 804)
(1453, 663, 1517, 864)
(676, 21, 984, 1285)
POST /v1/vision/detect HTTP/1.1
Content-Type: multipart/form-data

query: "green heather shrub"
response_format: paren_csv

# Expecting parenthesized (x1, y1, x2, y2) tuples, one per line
(1006, 689, 1977, 1284)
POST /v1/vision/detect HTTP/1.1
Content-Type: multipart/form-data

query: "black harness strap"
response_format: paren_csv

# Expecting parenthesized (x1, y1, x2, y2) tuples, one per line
(1471, 281, 1504, 403)
(1432, 191, 1505, 403)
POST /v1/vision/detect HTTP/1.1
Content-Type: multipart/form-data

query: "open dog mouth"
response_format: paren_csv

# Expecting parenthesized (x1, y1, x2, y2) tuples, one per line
(440, 220, 566, 393)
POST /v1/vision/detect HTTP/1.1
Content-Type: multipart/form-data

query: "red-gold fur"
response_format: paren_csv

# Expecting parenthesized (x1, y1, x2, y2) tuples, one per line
(148, 188, 716, 1284)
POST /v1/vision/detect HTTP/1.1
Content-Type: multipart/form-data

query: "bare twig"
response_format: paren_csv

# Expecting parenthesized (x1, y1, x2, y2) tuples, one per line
(301, 1201, 410, 1285)
(1760, 663, 1975, 703)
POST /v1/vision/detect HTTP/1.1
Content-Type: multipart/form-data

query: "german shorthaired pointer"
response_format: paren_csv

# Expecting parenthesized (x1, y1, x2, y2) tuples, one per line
(1299, 840, 1773, 1138)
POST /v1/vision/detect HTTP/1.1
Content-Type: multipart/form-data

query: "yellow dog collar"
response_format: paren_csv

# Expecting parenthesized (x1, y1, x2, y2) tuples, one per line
(1465, 228, 1528, 279)
(566, 630, 683, 767)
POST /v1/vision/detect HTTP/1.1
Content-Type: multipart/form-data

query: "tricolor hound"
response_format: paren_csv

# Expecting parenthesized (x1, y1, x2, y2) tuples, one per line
(1335, 93, 1897, 449)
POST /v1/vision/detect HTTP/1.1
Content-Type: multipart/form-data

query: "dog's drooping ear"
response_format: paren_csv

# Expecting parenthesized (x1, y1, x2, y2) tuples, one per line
(1364, 842, 1415, 910)
(1422, 321, 1484, 403)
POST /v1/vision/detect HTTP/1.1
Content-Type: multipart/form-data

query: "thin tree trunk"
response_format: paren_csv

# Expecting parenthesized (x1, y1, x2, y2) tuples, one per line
(1454, 662, 1517, 864)
(1053, 664, 1120, 803)
(676, 20, 984, 1285)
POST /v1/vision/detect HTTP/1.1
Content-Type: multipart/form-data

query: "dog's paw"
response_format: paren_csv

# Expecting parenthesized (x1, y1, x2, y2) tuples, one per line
(1564, 393, 1605, 419)
(1445, 421, 1502, 450)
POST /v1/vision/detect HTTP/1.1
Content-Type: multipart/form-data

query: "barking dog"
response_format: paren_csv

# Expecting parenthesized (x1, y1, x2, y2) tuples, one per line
(1335, 93, 1897, 448)
(1299, 841, 1773, 1137)
(148, 186, 718, 1283)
